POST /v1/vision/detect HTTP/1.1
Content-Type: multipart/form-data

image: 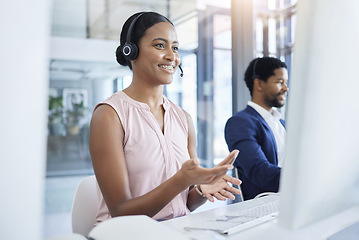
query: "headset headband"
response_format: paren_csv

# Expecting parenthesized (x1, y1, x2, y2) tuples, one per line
(126, 12, 145, 45)
(252, 58, 260, 80)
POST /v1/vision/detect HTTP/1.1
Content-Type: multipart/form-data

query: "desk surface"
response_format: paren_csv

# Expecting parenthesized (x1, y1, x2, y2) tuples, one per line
(162, 196, 359, 240)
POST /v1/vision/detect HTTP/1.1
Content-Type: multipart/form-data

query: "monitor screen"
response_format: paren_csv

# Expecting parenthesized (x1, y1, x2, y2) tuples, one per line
(278, 0, 359, 229)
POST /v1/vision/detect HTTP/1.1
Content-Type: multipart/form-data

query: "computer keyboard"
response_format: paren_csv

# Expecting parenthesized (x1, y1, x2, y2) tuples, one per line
(184, 198, 279, 235)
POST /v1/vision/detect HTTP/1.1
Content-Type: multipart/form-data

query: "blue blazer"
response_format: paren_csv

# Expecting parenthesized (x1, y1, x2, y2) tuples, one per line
(224, 105, 285, 200)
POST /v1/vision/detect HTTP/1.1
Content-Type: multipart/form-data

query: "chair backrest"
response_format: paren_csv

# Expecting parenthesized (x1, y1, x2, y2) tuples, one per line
(71, 175, 99, 236)
(233, 168, 244, 202)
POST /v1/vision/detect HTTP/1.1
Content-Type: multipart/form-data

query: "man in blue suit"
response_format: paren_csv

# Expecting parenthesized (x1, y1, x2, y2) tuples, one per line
(225, 57, 289, 200)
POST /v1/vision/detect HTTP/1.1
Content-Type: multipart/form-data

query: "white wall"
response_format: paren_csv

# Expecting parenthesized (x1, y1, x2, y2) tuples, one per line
(0, 1, 51, 239)
(52, 0, 87, 38)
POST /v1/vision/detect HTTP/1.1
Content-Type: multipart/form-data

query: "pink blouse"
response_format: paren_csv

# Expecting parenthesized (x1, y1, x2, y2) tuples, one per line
(94, 91, 190, 224)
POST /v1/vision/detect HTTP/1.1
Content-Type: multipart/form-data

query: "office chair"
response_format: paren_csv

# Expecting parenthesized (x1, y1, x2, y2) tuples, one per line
(234, 162, 277, 200)
(71, 175, 99, 236)
(233, 167, 244, 202)
(233, 168, 277, 201)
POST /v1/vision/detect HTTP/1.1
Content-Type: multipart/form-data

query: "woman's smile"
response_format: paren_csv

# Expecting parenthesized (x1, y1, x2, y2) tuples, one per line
(158, 64, 176, 73)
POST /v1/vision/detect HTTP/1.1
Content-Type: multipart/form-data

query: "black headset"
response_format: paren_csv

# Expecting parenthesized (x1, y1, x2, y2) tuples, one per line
(252, 58, 260, 80)
(121, 12, 145, 61)
(121, 12, 184, 77)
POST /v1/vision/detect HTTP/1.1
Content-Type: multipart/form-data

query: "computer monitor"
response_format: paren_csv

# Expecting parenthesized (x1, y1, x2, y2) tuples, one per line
(278, 0, 359, 230)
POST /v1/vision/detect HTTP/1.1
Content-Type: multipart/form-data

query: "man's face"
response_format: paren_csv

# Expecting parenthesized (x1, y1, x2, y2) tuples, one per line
(261, 67, 289, 109)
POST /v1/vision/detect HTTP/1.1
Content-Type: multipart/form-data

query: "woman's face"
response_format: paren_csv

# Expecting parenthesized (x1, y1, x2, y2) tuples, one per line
(132, 21, 181, 85)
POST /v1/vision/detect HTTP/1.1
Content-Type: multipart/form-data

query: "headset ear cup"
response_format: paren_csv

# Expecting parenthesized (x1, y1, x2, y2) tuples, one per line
(122, 43, 139, 61)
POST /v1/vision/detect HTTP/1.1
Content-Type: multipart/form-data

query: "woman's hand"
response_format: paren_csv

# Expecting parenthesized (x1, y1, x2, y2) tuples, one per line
(200, 175, 242, 202)
(178, 150, 239, 187)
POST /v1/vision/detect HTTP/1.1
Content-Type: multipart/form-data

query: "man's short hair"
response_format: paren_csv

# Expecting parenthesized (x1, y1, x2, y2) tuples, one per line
(244, 57, 287, 96)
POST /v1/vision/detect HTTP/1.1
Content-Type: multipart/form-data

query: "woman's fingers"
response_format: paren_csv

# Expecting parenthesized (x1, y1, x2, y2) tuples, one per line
(200, 174, 242, 202)
(200, 166, 232, 184)
(216, 150, 239, 167)
(219, 189, 235, 200)
(206, 189, 235, 201)
(225, 185, 242, 196)
(204, 193, 215, 203)
(227, 149, 239, 165)
(213, 192, 227, 201)
(181, 151, 239, 186)
(223, 174, 242, 185)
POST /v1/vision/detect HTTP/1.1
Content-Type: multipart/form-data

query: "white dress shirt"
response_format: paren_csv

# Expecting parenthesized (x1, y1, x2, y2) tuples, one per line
(248, 101, 286, 167)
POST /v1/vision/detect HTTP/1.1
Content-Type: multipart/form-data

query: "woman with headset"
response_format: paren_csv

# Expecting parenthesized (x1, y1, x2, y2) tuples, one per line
(89, 11, 241, 224)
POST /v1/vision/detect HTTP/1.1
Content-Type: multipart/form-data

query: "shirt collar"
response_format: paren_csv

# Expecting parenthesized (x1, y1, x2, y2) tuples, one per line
(248, 101, 282, 120)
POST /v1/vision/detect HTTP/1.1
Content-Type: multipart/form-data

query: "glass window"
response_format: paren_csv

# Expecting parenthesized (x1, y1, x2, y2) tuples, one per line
(268, 17, 277, 54)
(213, 14, 231, 49)
(176, 16, 199, 50)
(212, 13, 232, 165)
(268, 0, 277, 10)
(45, 0, 299, 237)
(51, 0, 87, 38)
(256, 18, 264, 52)
(166, 53, 198, 132)
(47, 60, 120, 176)
(291, 14, 297, 43)
(213, 49, 232, 164)
(254, 0, 297, 79)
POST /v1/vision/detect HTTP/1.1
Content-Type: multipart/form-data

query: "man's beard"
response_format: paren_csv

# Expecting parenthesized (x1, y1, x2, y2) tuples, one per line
(266, 93, 285, 108)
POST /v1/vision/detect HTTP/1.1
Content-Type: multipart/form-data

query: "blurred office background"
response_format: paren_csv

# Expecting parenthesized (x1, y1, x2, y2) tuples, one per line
(0, 0, 298, 239)
(45, 0, 298, 237)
